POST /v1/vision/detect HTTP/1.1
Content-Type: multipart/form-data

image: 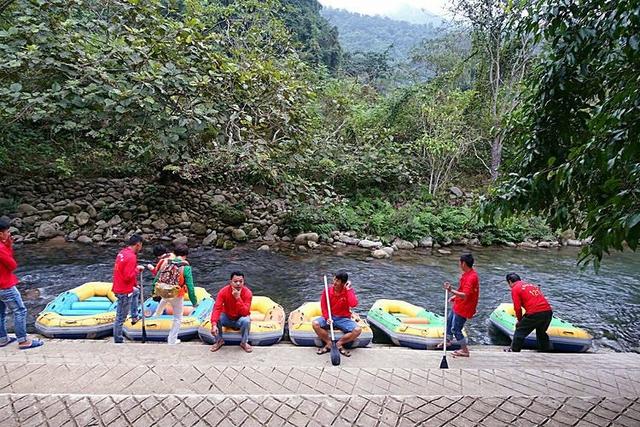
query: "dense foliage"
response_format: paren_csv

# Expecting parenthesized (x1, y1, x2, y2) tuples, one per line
(0, 0, 314, 181)
(485, 0, 640, 265)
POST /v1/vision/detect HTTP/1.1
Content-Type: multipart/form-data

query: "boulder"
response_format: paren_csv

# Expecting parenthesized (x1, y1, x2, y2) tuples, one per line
(248, 228, 260, 239)
(76, 212, 91, 226)
(17, 204, 38, 215)
(77, 235, 93, 244)
(338, 235, 360, 245)
(449, 186, 464, 198)
(173, 235, 188, 245)
(232, 228, 247, 242)
(382, 246, 394, 255)
(567, 239, 582, 247)
(212, 195, 226, 203)
(107, 215, 122, 226)
(257, 244, 270, 251)
(393, 238, 415, 250)
(51, 215, 69, 225)
(519, 241, 538, 248)
(307, 241, 319, 249)
(64, 203, 82, 214)
(152, 219, 169, 231)
(36, 222, 60, 239)
(372, 249, 390, 259)
(263, 224, 279, 241)
(358, 239, 383, 249)
(437, 249, 452, 255)
(222, 240, 235, 250)
(202, 231, 217, 246)
(537, 241, 551, 248)
(9, 217, 22, 228)
(66, 229, 80, 241)
(294, 232, 319, 245)
(190, 222, 207, 235)
(86, 205, 98, 218)
(469, 238, 482, 246)
(419, 237, 433, 248)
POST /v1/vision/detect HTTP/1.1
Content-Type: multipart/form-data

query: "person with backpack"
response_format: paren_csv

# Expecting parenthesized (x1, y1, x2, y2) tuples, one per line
(146, 244, 174, 277)
(150, 244, 197, 345)
(112, 234, 145, 344)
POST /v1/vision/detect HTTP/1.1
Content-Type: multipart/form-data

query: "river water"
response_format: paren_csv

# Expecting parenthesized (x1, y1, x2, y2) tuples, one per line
(12, 241, 640, 352)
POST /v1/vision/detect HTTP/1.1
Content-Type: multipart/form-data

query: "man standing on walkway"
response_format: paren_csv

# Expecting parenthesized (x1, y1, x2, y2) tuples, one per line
(312, 270, 361, 357)
(150, 244, 197, 345)
(443, 253, 479, 357)
(209, 271, 253, 353)
(505, 273, 553, 352)
(112, 234, 145, 343)
(0, 219, 43, 350)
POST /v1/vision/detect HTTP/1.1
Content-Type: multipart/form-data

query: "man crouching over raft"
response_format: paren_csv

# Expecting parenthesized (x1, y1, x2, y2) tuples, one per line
(210, 272, 253, 353)
(313, 270, 361, 357)
(442, 253, 479, 358)
(505, 273, 553, 352)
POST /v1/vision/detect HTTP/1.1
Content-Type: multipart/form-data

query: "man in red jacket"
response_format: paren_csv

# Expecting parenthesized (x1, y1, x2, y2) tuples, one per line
(112, 234, 145, 343)
(506, 273, 553, 352)
(209, 271, 253, 353)
(312, 270, 361, 357)
(443, 253, 480, 357)
(0, 219, 43, 350)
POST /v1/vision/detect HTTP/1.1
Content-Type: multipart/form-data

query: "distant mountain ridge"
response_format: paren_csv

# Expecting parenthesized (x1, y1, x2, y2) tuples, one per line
(320, 7, 441, 61)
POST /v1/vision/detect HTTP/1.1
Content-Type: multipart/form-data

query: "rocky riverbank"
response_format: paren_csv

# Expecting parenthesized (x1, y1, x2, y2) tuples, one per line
(1, 177, 590, 259)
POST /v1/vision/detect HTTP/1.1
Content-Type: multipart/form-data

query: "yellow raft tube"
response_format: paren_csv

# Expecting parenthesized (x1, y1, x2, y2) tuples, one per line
(198, 296, 285, 346)
(288, 301, 373, 347)
(35, 282, 117, 339)
(367, 299, 465, 350)
(123, 287, 212, 341)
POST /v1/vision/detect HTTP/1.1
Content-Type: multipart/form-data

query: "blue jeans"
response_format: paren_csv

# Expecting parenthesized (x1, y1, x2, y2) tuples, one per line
(216, 313, 251, 344)
(113, 288, 140, 343)
(0, 286, 28, 344)
(314, 316, 358, 333)
(446, 310, 467, 345)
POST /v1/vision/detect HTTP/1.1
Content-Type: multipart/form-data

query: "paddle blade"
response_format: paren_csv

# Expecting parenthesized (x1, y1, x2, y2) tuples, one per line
(439, 355, 448, 369)
(330, 342, 341, 366)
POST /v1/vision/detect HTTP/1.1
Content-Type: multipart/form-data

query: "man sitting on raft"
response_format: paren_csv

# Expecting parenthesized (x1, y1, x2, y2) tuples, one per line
(312, 270, 361, 357)
(209, 271, 253, 353)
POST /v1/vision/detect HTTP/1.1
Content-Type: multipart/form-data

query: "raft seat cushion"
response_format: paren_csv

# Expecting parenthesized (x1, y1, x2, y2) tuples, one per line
(164, 305, 194, 316)
(400, 317, 430, 324)
(58, 309, 111, 316)
(71, 301, 113, 311)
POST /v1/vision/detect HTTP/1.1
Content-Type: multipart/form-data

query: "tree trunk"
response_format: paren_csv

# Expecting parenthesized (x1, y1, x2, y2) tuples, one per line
(490, 133, 503, 181)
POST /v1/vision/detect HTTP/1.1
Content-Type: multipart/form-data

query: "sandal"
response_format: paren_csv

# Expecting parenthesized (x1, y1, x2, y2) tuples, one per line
(0, 337, 17, 348)
(338, 347, 351, 357)
(240, 342, 253, 353)
(19, 339, 44, 350)
(503, 348, 512, 352)
(210, 340, 225, 352)
(452, 349, 469, 358)
(316, 346, 331, 355)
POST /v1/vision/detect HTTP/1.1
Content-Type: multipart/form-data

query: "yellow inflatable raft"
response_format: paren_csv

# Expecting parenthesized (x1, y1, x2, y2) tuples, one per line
(288, 301, 373, 347)
(198, 296, 285, 345)
(123, 287, 211, 341)
(35, 282, 117, 339)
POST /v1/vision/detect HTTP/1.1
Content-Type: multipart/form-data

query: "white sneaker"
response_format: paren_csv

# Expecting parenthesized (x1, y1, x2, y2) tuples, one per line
(168, 339, 181, 345)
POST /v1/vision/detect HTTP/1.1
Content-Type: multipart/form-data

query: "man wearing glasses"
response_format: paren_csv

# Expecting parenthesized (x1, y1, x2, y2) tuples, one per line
(209, 271, 253, 353)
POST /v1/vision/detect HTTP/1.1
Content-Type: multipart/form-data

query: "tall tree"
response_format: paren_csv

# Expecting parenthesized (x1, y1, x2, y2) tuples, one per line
(453, 0, 532, 180)
(484, 0, 640, 267)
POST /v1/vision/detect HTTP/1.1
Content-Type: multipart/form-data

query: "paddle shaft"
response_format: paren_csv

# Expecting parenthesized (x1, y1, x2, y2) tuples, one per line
(443, 288, 448, 356)
(323, 275, 335, 341)
(140, 271, 146, 343)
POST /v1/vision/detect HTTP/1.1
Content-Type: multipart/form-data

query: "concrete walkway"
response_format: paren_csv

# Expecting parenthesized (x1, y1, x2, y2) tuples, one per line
(0, 340, 639, 426)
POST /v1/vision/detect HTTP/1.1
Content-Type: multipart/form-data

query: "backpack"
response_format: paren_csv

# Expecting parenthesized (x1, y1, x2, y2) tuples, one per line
(155, 260, 188, 299)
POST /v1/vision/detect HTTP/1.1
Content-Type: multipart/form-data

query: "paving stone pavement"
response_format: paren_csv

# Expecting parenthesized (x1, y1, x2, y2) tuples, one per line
(0, 341, 638, 426)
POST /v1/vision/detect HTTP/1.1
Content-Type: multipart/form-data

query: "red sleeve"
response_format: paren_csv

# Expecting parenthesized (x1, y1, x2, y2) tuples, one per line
(0, 246, 17, 272)
(210, 287, 226, 324)
(125, 252, 139, 287)
(320, 290, 328, 319)
(237, 288, 252, 317)
(346, 288, 358, 308)
(511, 286, 523, 321)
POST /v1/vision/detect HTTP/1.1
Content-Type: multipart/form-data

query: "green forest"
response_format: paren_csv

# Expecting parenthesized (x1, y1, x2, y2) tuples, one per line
(0, 0, 638, 265)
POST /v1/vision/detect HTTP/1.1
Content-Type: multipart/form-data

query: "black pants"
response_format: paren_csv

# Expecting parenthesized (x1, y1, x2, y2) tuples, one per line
(511, 310, 553, 352)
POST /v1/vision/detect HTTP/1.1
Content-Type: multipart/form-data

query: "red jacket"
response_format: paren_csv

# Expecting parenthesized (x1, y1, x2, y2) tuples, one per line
(0, 240, 19, 289)
(320, 286, 358, 319)
(210, 284, 252, 323)
(511, 280, 552, 321)
(112, 247, 139, 294)
(453, 269, 480, 319)
(150, 253, 173, 277)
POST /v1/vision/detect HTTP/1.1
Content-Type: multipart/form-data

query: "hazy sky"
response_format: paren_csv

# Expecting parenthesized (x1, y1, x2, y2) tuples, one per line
(317, 0, 451, 17)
